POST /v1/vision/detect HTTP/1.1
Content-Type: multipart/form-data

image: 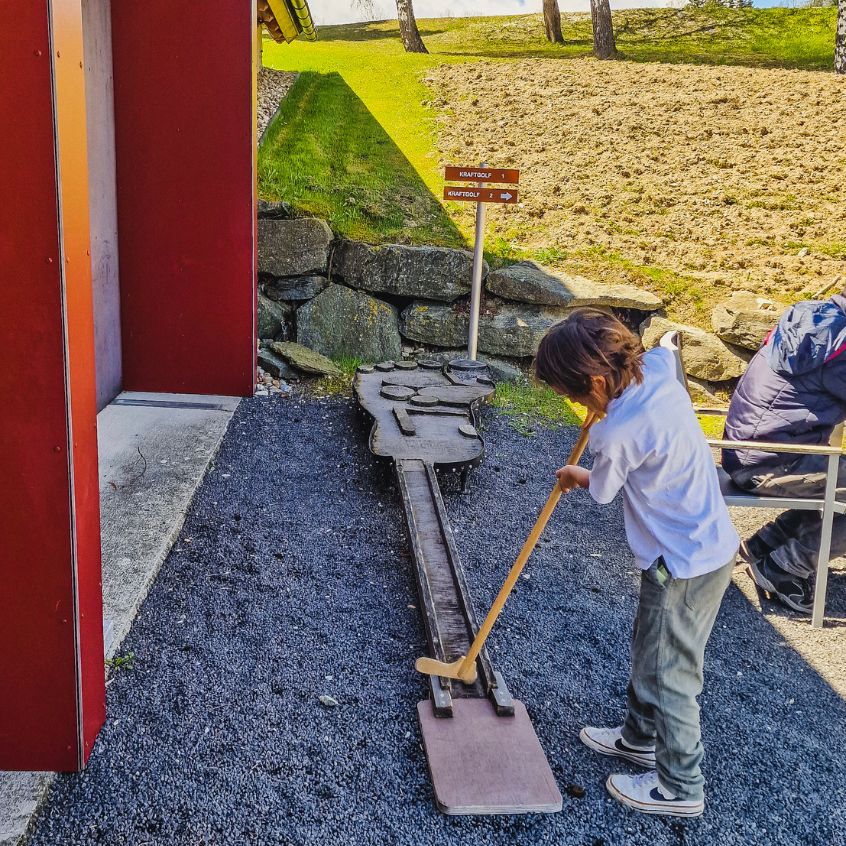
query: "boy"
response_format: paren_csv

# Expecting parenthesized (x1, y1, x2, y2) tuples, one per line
(535, 309, 739, 818)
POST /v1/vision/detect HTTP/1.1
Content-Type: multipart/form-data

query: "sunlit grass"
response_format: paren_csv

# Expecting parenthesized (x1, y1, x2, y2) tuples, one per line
(261, 8, 835, 250)
(492, 380, 584, 435)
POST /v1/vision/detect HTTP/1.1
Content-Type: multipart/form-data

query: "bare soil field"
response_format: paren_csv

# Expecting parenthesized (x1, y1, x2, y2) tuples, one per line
(429, 59, 846, 323)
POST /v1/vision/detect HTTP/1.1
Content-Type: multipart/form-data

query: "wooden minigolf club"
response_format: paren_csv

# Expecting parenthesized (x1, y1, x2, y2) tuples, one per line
(415, 412, 599, 684)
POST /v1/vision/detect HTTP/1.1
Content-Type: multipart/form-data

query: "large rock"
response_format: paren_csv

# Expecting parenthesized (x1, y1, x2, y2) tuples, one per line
(270, 341, 341, 377)
(258, 294, 292, 340)
(297, 284, 402, 362)
(401, 299, 571, 358)
(257, 199, 293, 220)
(264, 275, 329, 302)
(640, 315, 748, 382)
(333, 241, 481, 302)
(258, 218, 333, 277)
(399, 303, 468, 348)
(487, 260, 663, 310)
(257, 347, 299, 381)
(711, 291, 783, 350)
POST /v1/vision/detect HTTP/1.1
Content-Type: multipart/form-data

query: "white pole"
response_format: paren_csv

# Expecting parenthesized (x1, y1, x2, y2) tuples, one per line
(467, 168, 487, 360)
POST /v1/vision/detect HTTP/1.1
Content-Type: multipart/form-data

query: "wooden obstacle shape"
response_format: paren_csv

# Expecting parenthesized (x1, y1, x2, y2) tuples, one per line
(355, 359, 562, 817)
(354, 360, 494, 470)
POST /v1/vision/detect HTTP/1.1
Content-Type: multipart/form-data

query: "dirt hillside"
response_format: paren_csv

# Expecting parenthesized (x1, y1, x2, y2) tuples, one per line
(429, 59, 846, 321)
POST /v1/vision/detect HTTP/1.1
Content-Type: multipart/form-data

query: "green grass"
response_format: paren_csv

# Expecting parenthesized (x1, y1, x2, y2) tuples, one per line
(260, 8, 836, 250)
(492, 381, 584, 435)
(492, 380, 730, 439)
(259, 71, 462, 245)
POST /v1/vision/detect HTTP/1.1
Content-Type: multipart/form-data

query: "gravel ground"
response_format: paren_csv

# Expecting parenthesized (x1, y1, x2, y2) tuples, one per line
(258, 68, 297, 139)
(26, 396, 846, 846)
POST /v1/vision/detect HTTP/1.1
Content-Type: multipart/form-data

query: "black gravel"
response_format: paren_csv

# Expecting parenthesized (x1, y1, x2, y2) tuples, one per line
(27, 396, 846, 846)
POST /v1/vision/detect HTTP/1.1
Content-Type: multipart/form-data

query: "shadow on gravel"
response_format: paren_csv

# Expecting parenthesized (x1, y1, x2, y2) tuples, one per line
(26, 397, 846, 846)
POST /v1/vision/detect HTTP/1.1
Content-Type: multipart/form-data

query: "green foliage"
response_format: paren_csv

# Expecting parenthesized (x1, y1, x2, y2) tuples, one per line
(492, 381, 583, 435)
(105, 652, 135, 672)
(310, 356, 365, 396)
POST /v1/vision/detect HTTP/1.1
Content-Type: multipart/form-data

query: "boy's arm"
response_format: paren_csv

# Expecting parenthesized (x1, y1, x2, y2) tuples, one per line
(556, 465, 590, 493)
(586, 449, 629, 504)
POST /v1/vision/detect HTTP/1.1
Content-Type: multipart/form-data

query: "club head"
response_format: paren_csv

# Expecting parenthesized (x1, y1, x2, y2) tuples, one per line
(415, 655, 478, 684)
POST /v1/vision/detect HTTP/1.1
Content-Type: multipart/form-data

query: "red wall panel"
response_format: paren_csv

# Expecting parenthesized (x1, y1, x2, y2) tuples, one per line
(0, 0, 105, 771)
(111, 1, 257, 397)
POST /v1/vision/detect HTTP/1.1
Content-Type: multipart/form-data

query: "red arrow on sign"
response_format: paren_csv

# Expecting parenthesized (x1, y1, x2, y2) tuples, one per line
(445, 166, 520, 185)
(444, 187, 519, 204)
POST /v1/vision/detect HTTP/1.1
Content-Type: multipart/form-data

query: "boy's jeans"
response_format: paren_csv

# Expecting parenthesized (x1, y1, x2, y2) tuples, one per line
(621, 556, 735, 801)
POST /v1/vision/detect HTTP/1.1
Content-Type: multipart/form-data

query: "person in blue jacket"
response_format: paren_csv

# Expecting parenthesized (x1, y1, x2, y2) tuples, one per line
(722, 290, 846, 613)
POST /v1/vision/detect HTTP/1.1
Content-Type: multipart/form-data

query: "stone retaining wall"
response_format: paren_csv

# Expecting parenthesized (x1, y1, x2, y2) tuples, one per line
(257, 206, 777, 390)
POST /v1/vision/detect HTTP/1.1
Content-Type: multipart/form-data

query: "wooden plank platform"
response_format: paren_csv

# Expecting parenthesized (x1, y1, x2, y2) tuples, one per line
(418, 699, 563, 815)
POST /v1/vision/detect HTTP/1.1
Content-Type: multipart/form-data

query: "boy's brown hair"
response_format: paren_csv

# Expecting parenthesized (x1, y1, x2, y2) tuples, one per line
(534, 308, 645, 400)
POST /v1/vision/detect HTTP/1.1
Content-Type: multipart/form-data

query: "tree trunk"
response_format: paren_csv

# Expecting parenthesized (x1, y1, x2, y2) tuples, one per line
(836, 0, 846, 74)
(396, 0, 428, 54)
(589, 0, 618, 60)
(543, 0, 564, 44)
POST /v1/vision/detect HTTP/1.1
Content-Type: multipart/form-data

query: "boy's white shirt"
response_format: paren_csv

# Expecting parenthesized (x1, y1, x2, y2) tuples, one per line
(588, 346, 739, 578)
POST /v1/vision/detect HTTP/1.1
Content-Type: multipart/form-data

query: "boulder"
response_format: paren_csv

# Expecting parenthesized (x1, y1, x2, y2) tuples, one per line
(401, 299, 571, 358)
(270, 341, 342, 377)
(487, 260, 663, 310)
(257, 347, 299, 381)
(640, 315, 748, 382)
(333, 240, 481, 302)
(264, 275, 329, 302)
(257, 199, 293, 220)
(258, 218, 333, 277)
(258, 294, 292, 340)
(687, 376, 729, 407)
(296, 284, 402, 363)
(400, 303, 468, 349)
(711, 291, 783, 350)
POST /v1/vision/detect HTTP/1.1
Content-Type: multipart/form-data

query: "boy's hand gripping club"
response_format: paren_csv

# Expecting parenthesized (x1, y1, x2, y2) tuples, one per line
(415, 412, 600, 684)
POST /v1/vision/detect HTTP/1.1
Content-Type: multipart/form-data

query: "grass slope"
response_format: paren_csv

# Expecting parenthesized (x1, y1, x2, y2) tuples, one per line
(259, 7, 840, 327)
(260, 8, 836, 248)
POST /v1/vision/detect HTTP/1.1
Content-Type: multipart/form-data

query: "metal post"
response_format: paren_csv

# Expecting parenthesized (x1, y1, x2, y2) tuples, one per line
(811, 451, 839, 628)
(467, 164, 487, 361)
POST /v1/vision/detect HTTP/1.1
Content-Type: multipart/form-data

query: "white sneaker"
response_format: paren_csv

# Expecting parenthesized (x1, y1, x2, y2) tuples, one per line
(579, 726, 656, 769)
(606, 771, 705, 817)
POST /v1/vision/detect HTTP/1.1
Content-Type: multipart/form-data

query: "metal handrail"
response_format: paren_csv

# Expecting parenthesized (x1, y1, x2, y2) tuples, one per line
(707, 438, 844, 457)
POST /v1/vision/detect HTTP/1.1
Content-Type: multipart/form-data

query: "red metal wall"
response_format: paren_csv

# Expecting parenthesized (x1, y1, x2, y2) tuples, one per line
(0, 0, 105, 771)
(111, 0, 257, 397)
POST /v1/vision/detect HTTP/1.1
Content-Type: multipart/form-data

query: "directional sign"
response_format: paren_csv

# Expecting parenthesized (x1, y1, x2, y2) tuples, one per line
(445, 166, 520, 185)
(444, 187, 519, 204)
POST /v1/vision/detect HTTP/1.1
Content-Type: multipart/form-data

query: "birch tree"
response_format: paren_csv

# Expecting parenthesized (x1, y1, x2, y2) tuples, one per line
(589, 0, 618, 59)
(543, 0, 564, 44)
(397, 0, 428, 53)
(837, 0, 846, 74)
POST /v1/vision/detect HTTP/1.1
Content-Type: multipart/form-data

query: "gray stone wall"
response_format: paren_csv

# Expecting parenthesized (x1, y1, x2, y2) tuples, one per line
(257, 209, 775, 390)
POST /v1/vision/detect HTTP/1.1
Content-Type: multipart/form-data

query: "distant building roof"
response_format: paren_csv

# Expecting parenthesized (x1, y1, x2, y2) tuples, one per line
(258, 0, 316, 43)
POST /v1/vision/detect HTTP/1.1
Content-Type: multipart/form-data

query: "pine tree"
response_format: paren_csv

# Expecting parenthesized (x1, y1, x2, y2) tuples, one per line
(589, 0, 618, 59)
